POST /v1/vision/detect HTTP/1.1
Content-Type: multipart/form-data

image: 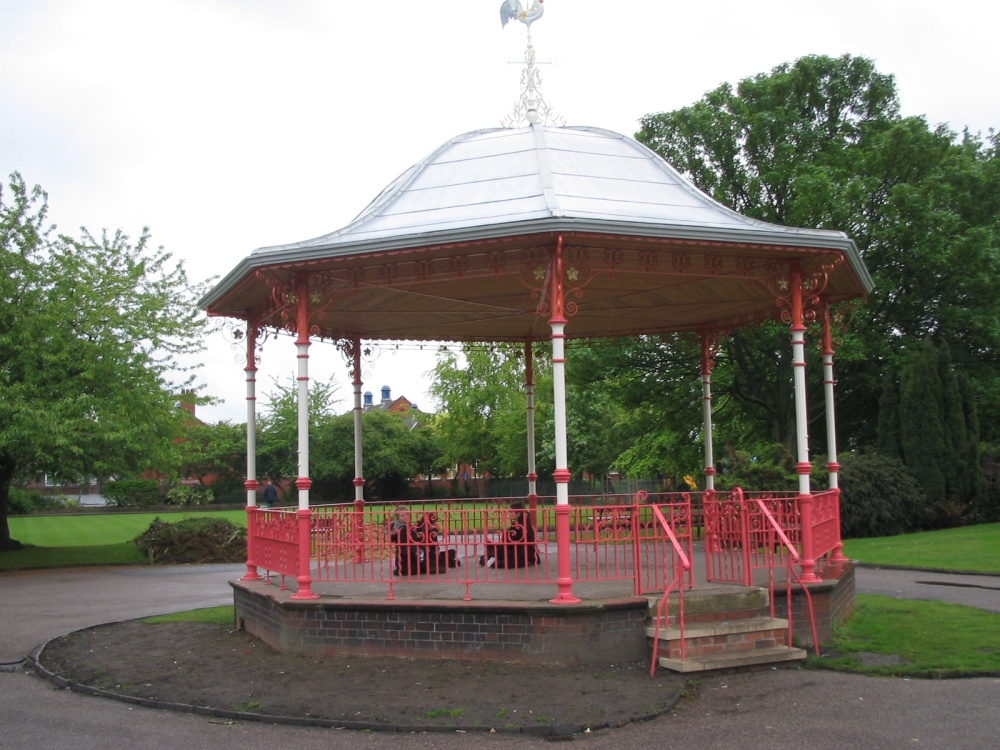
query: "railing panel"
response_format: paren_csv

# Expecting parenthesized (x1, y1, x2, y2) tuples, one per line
(253, 509, 299, 578)
(810, 488, 841, 561)
(702, 489, 750, 584)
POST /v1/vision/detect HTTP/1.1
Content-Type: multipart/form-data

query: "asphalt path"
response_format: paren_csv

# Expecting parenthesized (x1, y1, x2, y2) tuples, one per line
(2, 564, 999, 749)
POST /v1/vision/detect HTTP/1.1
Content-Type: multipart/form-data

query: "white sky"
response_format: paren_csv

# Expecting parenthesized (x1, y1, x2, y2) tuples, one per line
(1, 0, 995, 424)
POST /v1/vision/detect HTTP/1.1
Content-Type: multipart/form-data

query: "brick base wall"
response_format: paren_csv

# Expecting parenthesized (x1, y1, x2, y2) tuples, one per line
(771, 561, 856, 645)
(232, 581, 650, 666)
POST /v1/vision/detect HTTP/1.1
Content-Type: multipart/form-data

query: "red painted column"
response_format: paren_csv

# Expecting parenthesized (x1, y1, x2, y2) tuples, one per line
(548, 236, 580, 604)
(700, 328, 718, 491)
(525, 341, 538, 519)
(789, 268, 820, 583)
(291, 274, 318, 600)
(821, 300, 847, 564)
(242, 322, 261, 581)
(351, 337, 366, 564)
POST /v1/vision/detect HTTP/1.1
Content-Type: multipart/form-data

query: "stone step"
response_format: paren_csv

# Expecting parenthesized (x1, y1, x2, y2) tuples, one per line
(649, 585, 770, 623)
(646, 616, 789, 642)
(657, 645, 807, 674)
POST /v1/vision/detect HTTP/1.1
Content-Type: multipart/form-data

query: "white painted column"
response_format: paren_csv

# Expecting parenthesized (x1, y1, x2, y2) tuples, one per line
(701, 330, 717, 491)
(352, 338, 365, 504)
(245, 326, 258, 507)
(525, 342, 538, 505)
(241, 322, 262, 581)
(548, 236, 579, 604)
(789, 268, 820, 582)
(291, 275, 318, 600)
(821, 303, 840, 490)
(296, 334, 311, 511)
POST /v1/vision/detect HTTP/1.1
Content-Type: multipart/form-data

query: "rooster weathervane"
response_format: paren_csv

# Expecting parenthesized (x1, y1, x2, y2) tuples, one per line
(500, 0, 544, 28)
(499, 0, 563, 128)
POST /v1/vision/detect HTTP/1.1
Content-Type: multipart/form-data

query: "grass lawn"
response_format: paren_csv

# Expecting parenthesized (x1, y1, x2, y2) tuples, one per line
(0, 510, 248, 571)
(842, 523, 1000, 573)
(142, 605, 235, 626)
(810, 594, 1000, 676)
(7, 510, 247, 547)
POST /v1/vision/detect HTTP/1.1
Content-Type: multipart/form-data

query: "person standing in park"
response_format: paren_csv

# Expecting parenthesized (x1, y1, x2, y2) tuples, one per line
(262, 479, 279, 508)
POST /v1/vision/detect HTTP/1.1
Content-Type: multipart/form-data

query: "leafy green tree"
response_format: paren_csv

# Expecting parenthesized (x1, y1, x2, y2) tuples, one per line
(430, 344, 550, 478)
(255, 375, 339, 484)
(636, 54, 1000, 452)
(312, 409, 437, 502)
(177, 420, 247, 501)
(0, 173, 208, 550)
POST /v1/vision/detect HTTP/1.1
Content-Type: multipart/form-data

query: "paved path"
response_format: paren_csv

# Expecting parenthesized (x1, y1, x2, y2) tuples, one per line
(855, 565, 1000, 613)
(2, 564, 999, 749)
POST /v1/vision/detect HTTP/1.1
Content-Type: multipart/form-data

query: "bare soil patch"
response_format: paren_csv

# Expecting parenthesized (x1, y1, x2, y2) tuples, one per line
(38, 620, 683, 734)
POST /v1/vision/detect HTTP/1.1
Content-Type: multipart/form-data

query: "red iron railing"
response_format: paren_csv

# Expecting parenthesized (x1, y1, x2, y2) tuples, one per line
(702, 487, 841, 585)
(748, 496, 820, 656)
(247, 492, 696, 599)
(648, 502, 693, 676)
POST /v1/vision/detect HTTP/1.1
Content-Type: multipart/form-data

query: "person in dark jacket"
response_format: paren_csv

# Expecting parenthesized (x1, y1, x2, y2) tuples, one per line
(480, 502, 538, 568)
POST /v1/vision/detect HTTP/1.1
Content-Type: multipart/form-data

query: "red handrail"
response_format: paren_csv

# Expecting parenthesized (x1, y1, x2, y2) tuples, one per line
(750, 498, 820, 656)
(649, 503, 692, 676)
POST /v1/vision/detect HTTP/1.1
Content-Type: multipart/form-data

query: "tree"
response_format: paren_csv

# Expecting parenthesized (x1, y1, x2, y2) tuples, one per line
(636, 54, 1000, 452)
(430, 344, 550, 478)
(312, 409, 438, 502)
(255, 375, 340, 484)
(0, 173, 208, 549)
(177, 420, 247, 500)
(878, 338, 985, 522)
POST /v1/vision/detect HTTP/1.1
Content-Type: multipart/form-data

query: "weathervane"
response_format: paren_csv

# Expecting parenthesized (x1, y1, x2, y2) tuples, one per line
(499, 0, 564, 128)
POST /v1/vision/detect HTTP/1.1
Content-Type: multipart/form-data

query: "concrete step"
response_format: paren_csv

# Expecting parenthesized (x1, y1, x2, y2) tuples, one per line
(650, 585, 770, 623)
(657, 645, 807, 674)
(646, 616, 789, 642)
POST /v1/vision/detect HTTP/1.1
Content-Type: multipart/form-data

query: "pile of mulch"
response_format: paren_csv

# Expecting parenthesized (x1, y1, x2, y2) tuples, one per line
(35, 619, 684, 735)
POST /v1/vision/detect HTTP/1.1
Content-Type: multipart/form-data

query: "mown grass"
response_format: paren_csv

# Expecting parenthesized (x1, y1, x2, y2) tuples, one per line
(811, 594, 1000, 676)
(142, 605, 235, 626)
(842, 523, 1000, 573)
(0, 510, 247, 571)
(3, 543, 146, 569)
(8, 510, 247, 546)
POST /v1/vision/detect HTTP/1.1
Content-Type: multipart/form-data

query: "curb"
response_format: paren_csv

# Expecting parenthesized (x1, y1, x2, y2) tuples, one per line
(28, 633, 683, 737)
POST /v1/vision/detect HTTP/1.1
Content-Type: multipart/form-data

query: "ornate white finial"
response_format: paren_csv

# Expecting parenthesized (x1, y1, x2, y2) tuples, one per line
(499, 1, 565, 128)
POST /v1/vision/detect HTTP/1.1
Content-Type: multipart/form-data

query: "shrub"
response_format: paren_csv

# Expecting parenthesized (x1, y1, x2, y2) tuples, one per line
(102, 479, 164, 507)
(7, 488, 65, 514)
(165, 484, 215, 506)
(838, 452, 933, 538)
(715, 444, 799, 491)
(978, 445, 1000, 523)
(132, 517, 246, 564)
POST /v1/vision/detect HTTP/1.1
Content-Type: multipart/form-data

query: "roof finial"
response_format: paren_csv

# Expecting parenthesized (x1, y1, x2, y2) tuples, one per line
(499, 1, 564, 129)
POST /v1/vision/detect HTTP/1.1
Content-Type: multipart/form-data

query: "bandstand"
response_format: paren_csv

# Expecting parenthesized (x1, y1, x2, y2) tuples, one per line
(199, 12, 872, 672)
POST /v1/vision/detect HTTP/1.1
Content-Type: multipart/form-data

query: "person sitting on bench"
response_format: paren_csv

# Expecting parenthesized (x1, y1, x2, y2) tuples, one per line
(390, 507, 459, 575)
(479, 502, 538, 568)
(411, 512, 459, 573)
(389, 505, 420, 576)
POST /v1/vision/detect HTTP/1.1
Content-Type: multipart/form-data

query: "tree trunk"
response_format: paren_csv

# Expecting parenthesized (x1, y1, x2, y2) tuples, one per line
(0, 451, 23, 551)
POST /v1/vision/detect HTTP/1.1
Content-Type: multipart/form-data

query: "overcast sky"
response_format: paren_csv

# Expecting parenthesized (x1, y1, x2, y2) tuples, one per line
(1, 0, 995, 424)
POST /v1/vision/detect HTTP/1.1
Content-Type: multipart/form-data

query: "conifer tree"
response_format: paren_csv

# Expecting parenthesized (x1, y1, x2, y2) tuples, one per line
(898, 342, 948, 505)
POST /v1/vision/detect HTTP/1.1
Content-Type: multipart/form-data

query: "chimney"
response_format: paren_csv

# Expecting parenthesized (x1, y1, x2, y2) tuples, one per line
(180, 389, 196, 417)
